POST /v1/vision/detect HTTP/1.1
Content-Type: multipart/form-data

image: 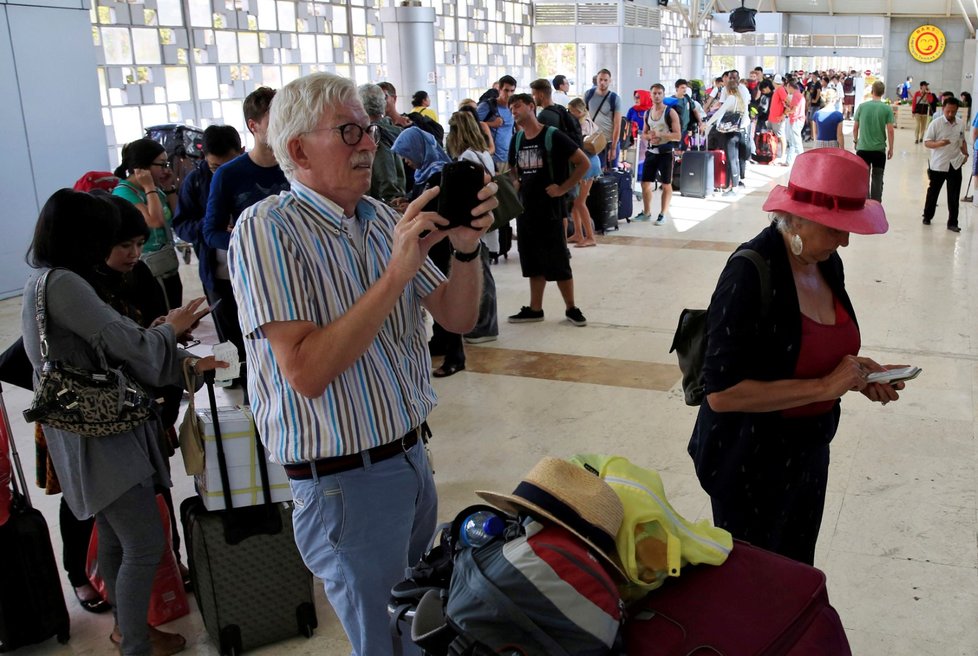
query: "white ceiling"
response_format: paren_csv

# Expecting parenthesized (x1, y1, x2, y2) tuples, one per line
(713, 0, 977, 18)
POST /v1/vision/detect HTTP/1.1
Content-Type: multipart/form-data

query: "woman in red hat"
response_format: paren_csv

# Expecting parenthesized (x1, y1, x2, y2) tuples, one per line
(687, 149, 907, 565)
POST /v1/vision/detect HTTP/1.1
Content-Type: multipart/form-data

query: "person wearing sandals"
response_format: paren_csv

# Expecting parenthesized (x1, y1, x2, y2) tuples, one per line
(566, 98, 599, 247)
(112, 139, 182, 310)
(22, 189, 226, 656)
(446, 110, 500, 346)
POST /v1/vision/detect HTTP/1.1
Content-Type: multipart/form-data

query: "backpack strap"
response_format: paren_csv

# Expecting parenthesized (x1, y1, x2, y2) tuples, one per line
(730, 249, 772, 319)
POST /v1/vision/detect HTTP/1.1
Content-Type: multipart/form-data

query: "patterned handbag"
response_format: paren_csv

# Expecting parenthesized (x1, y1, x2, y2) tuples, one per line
(22, 270, 158, 437)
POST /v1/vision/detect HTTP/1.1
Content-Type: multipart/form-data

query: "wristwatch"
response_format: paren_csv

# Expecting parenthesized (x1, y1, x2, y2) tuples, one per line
(453, 244, 481, 262)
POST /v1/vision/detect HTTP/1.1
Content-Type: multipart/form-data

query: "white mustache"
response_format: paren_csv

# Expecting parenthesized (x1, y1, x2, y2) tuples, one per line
(352, 155, 374, 168)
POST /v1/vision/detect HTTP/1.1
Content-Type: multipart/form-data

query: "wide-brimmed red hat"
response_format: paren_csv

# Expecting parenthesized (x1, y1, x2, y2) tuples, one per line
(762, 149, 889, 235)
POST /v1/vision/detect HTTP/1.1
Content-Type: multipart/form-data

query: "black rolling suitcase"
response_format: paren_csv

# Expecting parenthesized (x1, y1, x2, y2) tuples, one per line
(611, 168, 634, 221)
(0, 385, 70, 652)
(678, 141, 714, 199)
(181, 372, 317, 655)
(587, 175, 619, 233)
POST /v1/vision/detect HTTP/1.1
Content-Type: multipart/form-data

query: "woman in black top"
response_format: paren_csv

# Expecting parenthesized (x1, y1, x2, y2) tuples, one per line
(688, 149, 906, 565)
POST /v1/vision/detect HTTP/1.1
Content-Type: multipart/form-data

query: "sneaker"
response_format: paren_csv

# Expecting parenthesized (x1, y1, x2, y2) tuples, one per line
(654, 214, 666, 226)
(565, 307, 587, 326)
(633, 212, 651, 222)
(508, 307, 544, 323)
(722, 188, 737, 197)
(463, 334, 498, 344)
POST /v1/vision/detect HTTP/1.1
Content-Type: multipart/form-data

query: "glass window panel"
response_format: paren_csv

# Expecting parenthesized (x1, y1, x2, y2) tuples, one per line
(92, 26, 101, 47)
(334, 64, 350, 79)
(258, 0, 277, 30)
(367, 37, 381, 63)
(238, 32, 259, 61)
(258, 32, 270, 47)
(164, 67, 191, 101)
(102, 107, 112, 127)
(111, 106, 144, 144)
(188, 0, 212, 27)
(332, 7, 347, 33)
(213, 13, 227, 28)
(215, 30, 238, 62)
(157, 0, 184, 25)
(144, 9, 158, 26)
(220, 100, 245, 130)
(261, 65, 282, 88)
(97, 6, 114, 24)
(247, 15, 258, 29)
(353, 36, 366, 64)
(277, 2, 295, 30)
(282, 64, 301, 85)
(167, 104, 183, 122)
(350, 7, 365, 34)
(317, 34, 333, 62)
(102, 27, 133, 65)
(97, 69, 108, 106)
(143, 104, 168, 127)
(299, 33, 316, 61)
(196, 65, 219, 98)
(108, 87, 125, 106)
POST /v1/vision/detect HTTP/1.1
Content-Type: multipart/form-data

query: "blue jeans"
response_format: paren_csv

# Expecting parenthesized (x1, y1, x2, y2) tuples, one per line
(786, 120, 803, 165)
(288, 441, 437, 656)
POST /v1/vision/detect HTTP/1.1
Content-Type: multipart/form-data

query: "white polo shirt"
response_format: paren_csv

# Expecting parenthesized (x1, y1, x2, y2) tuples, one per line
(924, 115, 966, 172)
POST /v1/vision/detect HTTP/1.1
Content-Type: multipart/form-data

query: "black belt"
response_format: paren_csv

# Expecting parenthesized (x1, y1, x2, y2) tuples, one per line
(283, 424, 428, 480)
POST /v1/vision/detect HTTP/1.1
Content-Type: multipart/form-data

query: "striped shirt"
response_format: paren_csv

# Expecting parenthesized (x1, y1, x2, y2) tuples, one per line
(228, 180, 446, 464)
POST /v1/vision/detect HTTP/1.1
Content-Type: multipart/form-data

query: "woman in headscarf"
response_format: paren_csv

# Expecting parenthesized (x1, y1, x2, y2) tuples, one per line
(391, 127, 466, 377)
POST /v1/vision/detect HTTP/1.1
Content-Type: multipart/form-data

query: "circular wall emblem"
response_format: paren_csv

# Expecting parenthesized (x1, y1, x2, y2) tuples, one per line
(909, 25, 946, 63)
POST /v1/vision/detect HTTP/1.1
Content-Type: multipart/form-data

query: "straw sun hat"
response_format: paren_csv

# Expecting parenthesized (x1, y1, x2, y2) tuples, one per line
(477, 457, 626, 577)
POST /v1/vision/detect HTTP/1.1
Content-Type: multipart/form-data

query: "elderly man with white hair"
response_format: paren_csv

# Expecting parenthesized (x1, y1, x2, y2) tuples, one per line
(228, 72, 497, 656)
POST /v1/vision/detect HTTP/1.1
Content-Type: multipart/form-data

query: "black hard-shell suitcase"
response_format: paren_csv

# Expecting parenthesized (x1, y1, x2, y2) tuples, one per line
(181, 373, 317, 655)
(587, 175, 619, 233)
(679, 150, 714, 199)
(0, 387, 70, 652)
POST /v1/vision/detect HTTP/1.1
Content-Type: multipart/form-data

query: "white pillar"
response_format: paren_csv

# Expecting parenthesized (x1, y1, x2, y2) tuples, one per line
(682, 37, 707, 84)
(379, 5, 437, 114)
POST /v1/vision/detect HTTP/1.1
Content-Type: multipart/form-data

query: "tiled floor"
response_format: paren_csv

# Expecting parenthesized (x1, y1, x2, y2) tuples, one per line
(4, 130, 977, 655)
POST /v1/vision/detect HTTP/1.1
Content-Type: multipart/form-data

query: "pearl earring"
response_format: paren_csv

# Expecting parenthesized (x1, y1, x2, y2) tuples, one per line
(790, 233, 804, 256)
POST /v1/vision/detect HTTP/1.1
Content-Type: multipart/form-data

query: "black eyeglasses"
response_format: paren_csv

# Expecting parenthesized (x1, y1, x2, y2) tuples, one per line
(308, 123, 381, 146)
(149, 160, 171, 169)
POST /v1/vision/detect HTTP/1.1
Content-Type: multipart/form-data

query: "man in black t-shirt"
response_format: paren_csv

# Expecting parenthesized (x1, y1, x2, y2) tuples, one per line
(506, 94, 590, 327)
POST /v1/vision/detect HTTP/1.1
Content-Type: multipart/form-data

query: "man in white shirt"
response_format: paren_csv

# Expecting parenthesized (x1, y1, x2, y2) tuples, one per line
(552, 74, 571, 106)
(923, 96, 969, 233)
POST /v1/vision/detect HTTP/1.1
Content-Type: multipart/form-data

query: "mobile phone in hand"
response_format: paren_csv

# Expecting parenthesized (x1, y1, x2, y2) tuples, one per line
(436, 160, 485, 230)
(866, 366, 921, 385)
(205, 299, 222, 315)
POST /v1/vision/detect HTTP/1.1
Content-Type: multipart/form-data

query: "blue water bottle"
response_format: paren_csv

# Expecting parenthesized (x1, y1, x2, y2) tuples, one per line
(459, 510, 505, 547)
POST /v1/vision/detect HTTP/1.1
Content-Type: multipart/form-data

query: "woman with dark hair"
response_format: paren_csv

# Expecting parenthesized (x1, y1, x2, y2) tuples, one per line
(22, 189, 225, 656)
(391, 127, 466, 376)
(446, 111, 499, 346)
(112, 138, 182, 309)
(411, 90, 439, 123)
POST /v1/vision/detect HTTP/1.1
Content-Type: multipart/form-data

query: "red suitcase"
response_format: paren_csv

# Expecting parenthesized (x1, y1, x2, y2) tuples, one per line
(624, 541, 851, 655)
(711, 149, 728, 190)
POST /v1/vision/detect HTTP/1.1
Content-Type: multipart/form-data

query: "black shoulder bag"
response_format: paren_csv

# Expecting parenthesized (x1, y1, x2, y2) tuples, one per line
(669, 250, 771, 406)
(23, 269, 158, 436)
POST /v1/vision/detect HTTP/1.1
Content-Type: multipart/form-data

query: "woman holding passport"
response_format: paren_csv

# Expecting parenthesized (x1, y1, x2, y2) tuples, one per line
(687, 149, 908, 565)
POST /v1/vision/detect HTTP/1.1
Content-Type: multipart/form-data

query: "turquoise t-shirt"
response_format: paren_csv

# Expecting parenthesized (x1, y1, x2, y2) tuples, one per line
(853, 101, 894, 152)
(112, 181, 173, 253)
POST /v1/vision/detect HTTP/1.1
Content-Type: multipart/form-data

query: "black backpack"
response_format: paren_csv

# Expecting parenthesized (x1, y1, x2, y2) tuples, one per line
(540, 104, 584, 149)
(477, 88, 500, 125)
(405, 112, 445, 146)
